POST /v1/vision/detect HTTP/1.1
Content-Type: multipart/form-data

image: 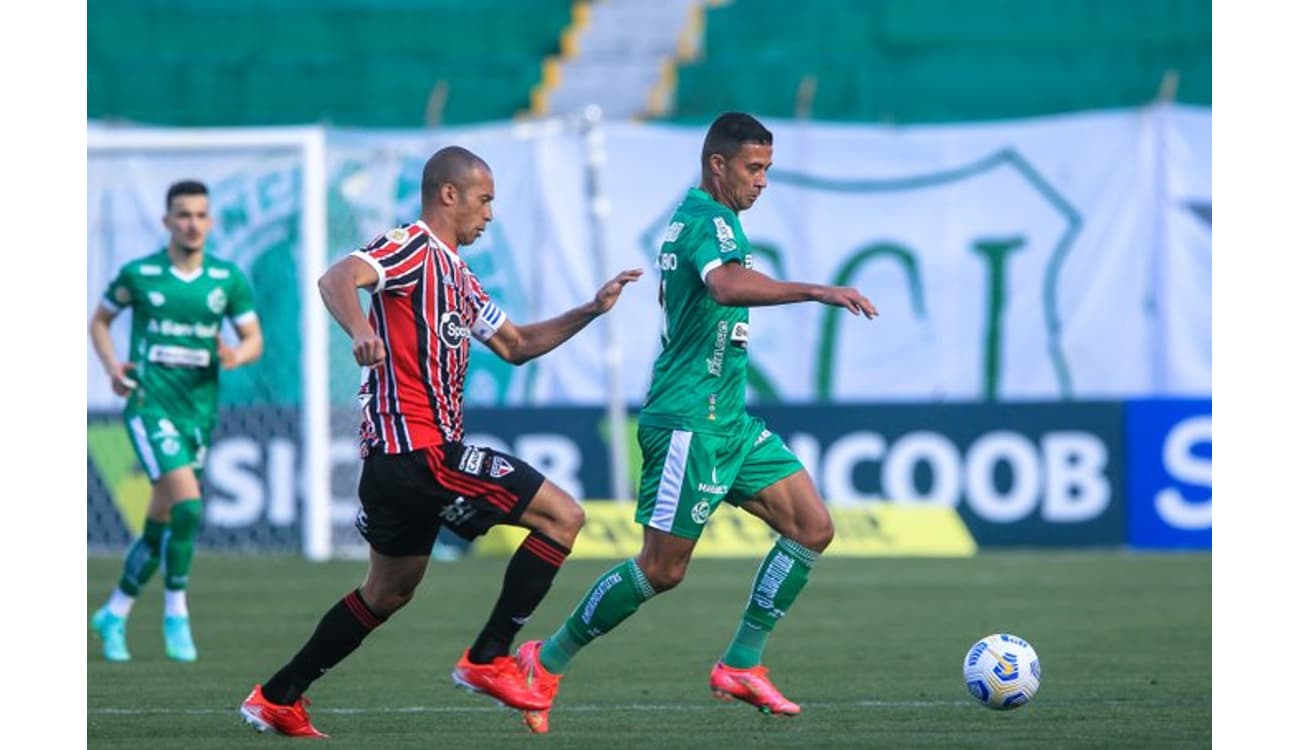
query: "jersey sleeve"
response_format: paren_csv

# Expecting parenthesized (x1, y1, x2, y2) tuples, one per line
(101, 264, 134, 313)
(464, 264, 507, 342)
(348, 226, 428, 296)
(225, 265, 258, 326)
(690, 213, 748, 283)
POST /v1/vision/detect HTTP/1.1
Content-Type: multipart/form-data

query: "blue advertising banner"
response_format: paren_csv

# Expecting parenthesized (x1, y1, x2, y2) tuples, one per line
(1125, 400, 1212, 549)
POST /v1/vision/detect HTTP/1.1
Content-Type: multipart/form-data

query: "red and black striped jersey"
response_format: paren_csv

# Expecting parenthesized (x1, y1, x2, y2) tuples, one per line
(349, 220, 506, 456)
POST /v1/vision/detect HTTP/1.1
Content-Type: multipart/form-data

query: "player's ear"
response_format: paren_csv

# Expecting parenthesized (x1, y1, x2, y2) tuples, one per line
(440, 182, 458, 207)
(709, 153, 725, 178)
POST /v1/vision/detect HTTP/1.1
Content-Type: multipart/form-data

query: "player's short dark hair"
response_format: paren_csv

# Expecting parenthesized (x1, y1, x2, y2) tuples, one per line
(165, 180, 208, 211)
(701, 112, 773, 171)
(422, 146, 491, 205)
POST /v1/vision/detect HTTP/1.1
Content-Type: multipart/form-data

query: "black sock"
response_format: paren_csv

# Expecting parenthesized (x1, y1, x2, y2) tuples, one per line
(262, 589, 387, 705)
(467, 531, 570, 663)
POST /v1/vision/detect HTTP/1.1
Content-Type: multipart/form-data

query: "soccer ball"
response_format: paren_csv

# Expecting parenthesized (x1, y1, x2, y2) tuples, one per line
(963, 633, 1041, 710)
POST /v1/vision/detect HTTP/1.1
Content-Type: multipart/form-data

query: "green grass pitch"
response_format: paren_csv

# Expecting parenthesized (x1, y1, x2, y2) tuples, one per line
(88, 552, 1210, 748)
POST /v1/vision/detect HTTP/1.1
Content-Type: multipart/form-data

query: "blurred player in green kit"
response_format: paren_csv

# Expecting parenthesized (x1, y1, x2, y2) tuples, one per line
(90, 180, 263, 662)
(514, 113, 879, 732)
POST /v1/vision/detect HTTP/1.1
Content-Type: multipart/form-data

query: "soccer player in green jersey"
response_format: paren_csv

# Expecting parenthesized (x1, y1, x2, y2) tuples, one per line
(89, 180, 264, 663)
(514, 112, 878, 732)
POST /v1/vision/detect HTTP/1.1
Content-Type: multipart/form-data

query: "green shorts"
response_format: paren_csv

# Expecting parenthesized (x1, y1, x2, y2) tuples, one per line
(635, 415, 804, 539)
(124, 411, 209, 483)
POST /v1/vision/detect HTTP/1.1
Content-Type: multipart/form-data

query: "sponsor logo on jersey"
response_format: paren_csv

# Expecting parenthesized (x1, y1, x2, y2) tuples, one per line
(207, 267, 230, 279)
(139, 265, 162, 276)
(754, 428, 772, 446)
(663, 221, 684, 243)
(490, 456, 515, 478)
(148, 291, 166, 306)
(459, 446, 485, 475)
(706, 320, 727, 376)
(207, 288, 228, 314)
(146, 319, 220, 338)
(691, 500, 711, 524)
(713, 216, 737, 252)
(156, 418, 179, 436)
(697, 482, 728, 495)
(439, 311, 471, 347)
(730, 321, 749, 349)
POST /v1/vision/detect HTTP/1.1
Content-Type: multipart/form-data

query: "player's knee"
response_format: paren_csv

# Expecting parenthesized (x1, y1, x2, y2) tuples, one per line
(169, 500, 203, 538)
(798, 517, 835, 553)
(639, 559, 687, 593)
(363, 584, 417, 616)
(531, 489, 585, 546)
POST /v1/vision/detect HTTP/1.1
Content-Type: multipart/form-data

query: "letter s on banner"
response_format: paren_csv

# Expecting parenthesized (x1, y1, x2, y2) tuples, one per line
(1155, 416, 1212, 530)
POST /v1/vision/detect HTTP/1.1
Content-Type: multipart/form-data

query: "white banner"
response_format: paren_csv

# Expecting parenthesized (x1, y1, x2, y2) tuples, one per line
(87, 106, 1211, 408)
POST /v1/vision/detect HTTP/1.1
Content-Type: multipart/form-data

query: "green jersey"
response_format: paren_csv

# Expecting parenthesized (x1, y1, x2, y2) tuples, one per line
(101, 249, 257, 425)
(639, 188, 754, 434)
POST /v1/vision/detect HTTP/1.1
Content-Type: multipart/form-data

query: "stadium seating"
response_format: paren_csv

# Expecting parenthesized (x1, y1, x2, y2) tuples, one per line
(87, 0, 575, 126)
(672, 0, 1210, 123)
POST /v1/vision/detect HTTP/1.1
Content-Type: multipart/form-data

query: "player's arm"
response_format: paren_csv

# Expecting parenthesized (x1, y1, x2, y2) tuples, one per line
(89, 304, 138, 396)
(218, 317, 264, 369)
(318, 255, 387, 366)
(483, 268, 643, 365)
(705, 262, 878, 318)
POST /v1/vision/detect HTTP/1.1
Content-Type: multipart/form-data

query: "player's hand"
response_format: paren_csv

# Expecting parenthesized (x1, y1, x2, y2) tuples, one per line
(812, 285, 878, 318)
(109, 361, 138, 397)
(592, 268, 644, 314)
(218, 340, 240, 369)
(352, 329, 387, 366)
(811, 284, 873, 317)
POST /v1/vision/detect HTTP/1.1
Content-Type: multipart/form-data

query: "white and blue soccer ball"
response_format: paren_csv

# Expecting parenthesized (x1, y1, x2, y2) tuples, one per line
(963, 633, 1042, 710)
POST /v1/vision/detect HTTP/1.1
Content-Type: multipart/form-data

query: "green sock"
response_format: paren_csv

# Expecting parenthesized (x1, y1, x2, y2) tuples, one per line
(721, 537, 819, 669)
(163, 499, 202, 591)
(539, 558, 657, 674)
(117, 518, 168, 596)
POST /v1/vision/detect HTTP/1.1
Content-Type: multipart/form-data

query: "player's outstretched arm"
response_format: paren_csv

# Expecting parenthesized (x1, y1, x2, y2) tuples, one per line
(706, 262, 878, 318)
(318, 255, 387, 366)
(484, 268, 643, 365)
(89, 304, 137, 396)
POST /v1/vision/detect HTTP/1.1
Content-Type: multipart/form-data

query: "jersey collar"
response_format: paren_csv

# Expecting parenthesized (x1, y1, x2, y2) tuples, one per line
(416, 220, 459, 256)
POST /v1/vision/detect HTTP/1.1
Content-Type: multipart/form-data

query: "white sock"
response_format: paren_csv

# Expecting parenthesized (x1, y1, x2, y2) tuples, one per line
(164, 589, 189, 618)
(106, 588, 136, 618)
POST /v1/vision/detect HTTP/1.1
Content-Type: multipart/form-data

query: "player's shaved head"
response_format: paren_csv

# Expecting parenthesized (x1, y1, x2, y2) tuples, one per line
(422, 146, 491, 206)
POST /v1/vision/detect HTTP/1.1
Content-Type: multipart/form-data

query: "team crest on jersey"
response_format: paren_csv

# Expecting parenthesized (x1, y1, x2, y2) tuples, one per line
(161, 438, 181, 456)
(439, 311, 471, 347)
(713, 216, 737, 252)
(148, 291, 166, 307)
(207, 288, 227, 314)
(490, 456, 515, 478)
(691, 500, 711, 524)
(386, 227, 410, 244)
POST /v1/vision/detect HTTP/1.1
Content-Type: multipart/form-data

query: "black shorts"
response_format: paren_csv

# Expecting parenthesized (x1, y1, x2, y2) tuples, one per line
(356, 442, 545, 557)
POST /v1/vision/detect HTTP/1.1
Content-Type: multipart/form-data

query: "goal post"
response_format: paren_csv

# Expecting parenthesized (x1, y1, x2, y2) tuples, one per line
(86, 125, 332, 560)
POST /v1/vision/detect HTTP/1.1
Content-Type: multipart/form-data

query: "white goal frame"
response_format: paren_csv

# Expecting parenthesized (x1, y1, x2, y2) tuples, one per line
(87, 126, 333, 561)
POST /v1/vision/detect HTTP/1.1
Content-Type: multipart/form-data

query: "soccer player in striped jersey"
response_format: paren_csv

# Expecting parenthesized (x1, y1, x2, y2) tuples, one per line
(515, 113, 879, 733)
(89, 180, 264, 663)
(240, 146, 642, 738)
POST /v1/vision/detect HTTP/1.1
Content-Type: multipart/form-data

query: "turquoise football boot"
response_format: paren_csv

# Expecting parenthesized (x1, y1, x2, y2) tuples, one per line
(90, 607, 131, 662)
(163, 615, 198, 662)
